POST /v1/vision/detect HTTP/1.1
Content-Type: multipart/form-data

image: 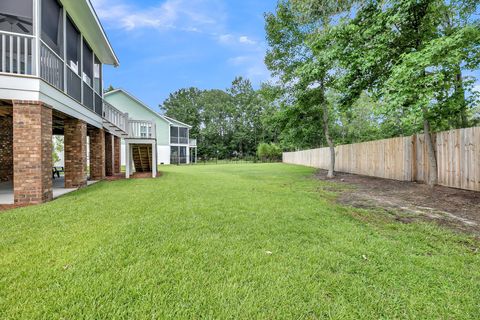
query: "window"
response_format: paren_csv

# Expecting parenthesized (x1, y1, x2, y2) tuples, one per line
(140, 125, 147, 138)
(0, 0, 33, 35)
(41, 0, 63, 56)
(93, 55, 102, 94)
(66, 16, 80, 74)
(82, 41, 93, 86)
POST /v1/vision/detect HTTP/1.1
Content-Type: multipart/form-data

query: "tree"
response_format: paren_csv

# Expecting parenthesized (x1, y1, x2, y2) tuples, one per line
(104, 85, 115, 94)
(52, 136, 63, 165)
(160, 87, 203, 138)
(265, 0, 347, 178)
(326, 0, 480, 186)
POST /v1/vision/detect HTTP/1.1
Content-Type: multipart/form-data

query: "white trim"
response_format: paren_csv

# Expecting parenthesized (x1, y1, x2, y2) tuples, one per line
(86, 0, 120, 66)
(164, 116, 192, 129)
(105, 88, 174, 124)
(0, 74, 103, 128)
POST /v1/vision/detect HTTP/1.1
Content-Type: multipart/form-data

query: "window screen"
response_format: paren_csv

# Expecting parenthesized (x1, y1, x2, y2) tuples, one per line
(179, 127, 188, 144)
(83, 41, 93, 86)
(0, 0, 33, 35)
(94, 55, 102, 93)
(66, 16, 80, 74)
(41, 0, 63, 55)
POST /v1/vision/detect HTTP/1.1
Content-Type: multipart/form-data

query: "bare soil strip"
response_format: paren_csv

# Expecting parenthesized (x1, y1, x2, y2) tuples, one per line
(315, 170, 480, 236)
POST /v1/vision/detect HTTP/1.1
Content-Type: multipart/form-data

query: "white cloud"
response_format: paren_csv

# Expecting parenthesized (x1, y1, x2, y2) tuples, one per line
(217, 34, 258, 46)
(227, 55, 271, 84)
(238, 36, 256, 45)
(91, 0, 225, 33)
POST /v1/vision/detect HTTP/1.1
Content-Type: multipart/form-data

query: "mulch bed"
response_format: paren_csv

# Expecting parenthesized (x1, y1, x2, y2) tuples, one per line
(316, 170, 480, 236)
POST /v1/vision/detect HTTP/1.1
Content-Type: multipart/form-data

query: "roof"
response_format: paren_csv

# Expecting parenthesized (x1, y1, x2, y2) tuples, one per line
(104, 89, 192, 128)
(61, 0, 119, 66)
(164, 116, 193, 129)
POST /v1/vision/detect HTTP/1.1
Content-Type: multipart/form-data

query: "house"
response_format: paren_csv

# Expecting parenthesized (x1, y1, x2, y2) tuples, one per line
(0, 0, 160, 205)
(104, 89, 197, 170)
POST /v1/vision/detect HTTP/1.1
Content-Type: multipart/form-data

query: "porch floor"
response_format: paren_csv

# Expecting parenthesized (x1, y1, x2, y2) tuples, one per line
(0, 178, 98, 205)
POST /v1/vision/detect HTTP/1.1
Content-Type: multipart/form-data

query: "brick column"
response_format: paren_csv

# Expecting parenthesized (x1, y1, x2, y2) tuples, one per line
(105, 132, 114, 176)
(89, 127, 105, 180)
(114, 136, 121, 174)
(12, 101, 53, 204)
(0, 116, 13, 182)
(64, 119, 87, 188)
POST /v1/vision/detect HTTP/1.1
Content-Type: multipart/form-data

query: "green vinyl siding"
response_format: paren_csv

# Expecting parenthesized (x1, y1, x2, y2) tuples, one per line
(104, 91, 170, 145)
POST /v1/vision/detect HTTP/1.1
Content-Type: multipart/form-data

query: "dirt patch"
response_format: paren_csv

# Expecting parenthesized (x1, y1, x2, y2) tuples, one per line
(315, 170, 480, 236)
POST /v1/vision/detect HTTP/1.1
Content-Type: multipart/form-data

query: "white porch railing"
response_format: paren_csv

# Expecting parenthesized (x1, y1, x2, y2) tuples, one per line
(40, 41, 63, 90)
(103, 101, 128, 132)
(0, 31, 34, 75)
(189, 139, 197, 147)
(128, 120, 156, 139)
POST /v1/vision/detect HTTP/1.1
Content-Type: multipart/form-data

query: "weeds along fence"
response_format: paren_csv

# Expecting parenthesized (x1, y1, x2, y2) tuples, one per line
(196, 157, 282, 165)
(283, 126, 480, 192)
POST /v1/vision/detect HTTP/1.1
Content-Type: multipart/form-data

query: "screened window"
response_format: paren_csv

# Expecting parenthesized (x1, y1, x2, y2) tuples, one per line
(41, 0, 63, 56)
(66, 16, 80, 74)
(93, 55, 102, 94)
(82, 41, 93, 86)
(0, 0, 33, 35)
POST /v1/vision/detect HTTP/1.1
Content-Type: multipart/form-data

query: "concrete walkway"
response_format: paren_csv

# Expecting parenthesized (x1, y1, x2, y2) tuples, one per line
(0, 178, 98, 205)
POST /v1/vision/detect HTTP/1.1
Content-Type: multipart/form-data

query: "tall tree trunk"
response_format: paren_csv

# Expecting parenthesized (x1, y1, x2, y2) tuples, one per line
(321, 101, 335, 179)
(422, 109, 438, 186)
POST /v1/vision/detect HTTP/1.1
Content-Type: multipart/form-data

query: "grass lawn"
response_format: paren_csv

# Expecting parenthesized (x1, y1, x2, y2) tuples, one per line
(1, 164, 479, 319)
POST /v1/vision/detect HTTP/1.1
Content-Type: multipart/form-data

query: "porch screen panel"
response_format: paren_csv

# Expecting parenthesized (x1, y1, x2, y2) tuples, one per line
(41, 0, 63, 56)
(66, 17, 80, 74)
(179, 127, 188, 144)
(94, 55, 102, 93)
(93, 55, 102, 115)
(179, 147, 187, 164)
(170, 146, 179, 164)
(0, 0, 33, 35)
(83, 42, 93, 86)
(66, 16, 81, 101)
(170, 126, 179, 144)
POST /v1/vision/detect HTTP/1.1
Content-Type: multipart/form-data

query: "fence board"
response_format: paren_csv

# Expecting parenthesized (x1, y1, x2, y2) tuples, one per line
(283, 126, 480, 192)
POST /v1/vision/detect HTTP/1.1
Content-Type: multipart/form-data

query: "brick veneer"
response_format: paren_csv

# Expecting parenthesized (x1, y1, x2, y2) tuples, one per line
(105, 132, 114, 176)
(114, 136, 121, 174)
(64, 119, 87, 188)
(0, 116, 13, 182)
(12, 101, 53, 204)
(89, 128, 105, 180)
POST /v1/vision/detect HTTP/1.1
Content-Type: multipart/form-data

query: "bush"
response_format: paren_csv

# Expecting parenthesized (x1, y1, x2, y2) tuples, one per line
(257, 142, 282, 162)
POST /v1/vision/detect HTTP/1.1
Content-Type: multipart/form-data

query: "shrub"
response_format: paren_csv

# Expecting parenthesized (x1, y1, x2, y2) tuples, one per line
(257, 142, 282, 162)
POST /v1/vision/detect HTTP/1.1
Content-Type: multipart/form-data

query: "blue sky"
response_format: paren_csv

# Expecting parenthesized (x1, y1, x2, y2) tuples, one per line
(91, 0, 277, 109)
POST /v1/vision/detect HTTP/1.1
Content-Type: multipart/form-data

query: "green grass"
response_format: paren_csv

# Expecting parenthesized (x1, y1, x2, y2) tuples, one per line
(1, 164, 479, 319)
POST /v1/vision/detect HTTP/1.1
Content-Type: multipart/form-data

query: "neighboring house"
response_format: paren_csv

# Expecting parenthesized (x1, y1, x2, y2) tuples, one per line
(0, 0, 159, 205)
(104, 89, 197, 166)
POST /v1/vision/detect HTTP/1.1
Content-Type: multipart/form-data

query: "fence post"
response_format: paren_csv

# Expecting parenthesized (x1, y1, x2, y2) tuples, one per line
(411, 134, 417, 182)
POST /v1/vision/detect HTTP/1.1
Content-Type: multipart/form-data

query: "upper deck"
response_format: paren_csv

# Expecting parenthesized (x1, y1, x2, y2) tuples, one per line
(0, 0, 125, 135)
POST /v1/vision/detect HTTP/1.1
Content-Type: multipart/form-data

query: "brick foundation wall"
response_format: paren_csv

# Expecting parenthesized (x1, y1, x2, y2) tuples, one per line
(64, 119, 87, 188)
(89, 128, 105, 180)
(114, 136, 121, 174)
(0, 116, 13, 182)
(12, 102, 53, 204)
(105, 132, 114, 176)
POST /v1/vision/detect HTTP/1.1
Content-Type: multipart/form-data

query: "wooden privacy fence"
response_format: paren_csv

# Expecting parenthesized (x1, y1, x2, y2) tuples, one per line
(283, 126, 480, 192)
